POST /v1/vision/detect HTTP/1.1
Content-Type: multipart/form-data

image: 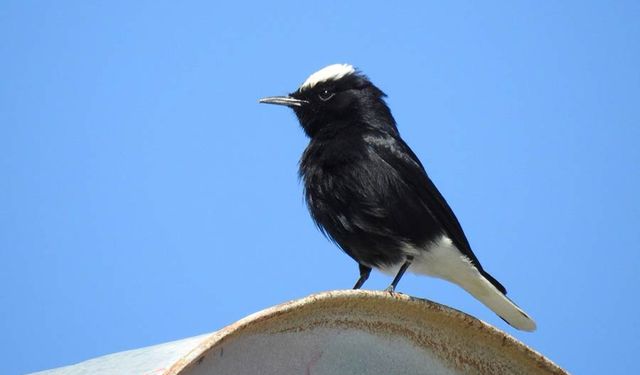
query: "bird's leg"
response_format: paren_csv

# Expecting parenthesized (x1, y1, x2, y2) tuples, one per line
(352, 264, 372, 289)
(385, 255, 414, 292)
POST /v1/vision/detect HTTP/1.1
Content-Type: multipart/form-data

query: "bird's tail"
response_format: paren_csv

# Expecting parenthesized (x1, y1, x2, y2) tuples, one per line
(406, 239, 536, 331)
(461, 271, 537, 332)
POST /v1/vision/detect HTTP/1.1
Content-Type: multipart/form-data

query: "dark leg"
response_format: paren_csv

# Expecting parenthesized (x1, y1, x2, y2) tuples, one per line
(385, 256, 414, 292)
(353, 264, 371, 289)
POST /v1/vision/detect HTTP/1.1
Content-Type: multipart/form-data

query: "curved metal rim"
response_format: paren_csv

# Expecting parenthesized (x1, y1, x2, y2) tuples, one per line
(165, 290, 567, 375)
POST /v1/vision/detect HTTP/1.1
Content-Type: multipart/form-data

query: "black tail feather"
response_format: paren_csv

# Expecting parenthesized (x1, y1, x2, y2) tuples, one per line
(480, 270, 507, 295)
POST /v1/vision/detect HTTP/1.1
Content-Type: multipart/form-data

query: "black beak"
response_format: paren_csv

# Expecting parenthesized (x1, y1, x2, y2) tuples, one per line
(258, 96, 308, 108)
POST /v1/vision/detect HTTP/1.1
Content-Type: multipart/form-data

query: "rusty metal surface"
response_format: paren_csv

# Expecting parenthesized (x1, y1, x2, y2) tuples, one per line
(30, 290, 568, 375)
(168, 290, 568, 375)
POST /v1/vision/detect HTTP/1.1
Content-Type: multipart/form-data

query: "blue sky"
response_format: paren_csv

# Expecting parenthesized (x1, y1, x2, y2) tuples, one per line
(1, 1, 639, 374)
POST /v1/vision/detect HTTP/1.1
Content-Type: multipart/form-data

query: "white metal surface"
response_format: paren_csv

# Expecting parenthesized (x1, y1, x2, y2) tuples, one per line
(31, 290, 568, 375)
(30, 334, 210, 375)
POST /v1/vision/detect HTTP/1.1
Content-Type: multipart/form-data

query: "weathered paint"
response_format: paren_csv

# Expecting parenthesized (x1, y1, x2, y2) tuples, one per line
(32, 290, 568, 375)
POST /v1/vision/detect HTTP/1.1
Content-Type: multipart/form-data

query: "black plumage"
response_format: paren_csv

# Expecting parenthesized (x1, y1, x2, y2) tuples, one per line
(259, 64, 535, 331)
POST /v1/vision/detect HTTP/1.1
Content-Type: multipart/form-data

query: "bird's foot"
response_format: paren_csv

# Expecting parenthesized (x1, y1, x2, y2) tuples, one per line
(384, 285, 396, 293)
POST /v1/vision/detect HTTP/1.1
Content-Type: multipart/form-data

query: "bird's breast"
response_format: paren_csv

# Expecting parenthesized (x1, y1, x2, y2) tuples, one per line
(299, 138, 410, 267)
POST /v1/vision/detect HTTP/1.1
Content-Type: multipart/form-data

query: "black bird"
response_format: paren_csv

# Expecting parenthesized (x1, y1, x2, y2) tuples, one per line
(259, 64, 536, 331)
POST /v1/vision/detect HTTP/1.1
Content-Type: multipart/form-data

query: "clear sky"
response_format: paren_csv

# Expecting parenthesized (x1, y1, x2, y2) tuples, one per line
(1, 1, 638, 374)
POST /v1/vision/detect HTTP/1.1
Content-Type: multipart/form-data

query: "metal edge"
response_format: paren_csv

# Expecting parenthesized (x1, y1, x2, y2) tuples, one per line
(164, 290, 568, 375)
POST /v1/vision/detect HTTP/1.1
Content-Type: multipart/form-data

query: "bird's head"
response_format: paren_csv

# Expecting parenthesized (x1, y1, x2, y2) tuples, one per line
(260, 64, 397, 138)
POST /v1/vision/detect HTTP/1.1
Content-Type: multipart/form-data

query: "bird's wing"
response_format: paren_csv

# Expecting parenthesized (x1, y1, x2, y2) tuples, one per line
(363, 133, 489, 274)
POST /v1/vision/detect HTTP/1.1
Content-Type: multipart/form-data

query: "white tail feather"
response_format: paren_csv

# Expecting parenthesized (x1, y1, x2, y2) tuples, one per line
(460, 274, 537, 332)
(398, 236, 537, 332)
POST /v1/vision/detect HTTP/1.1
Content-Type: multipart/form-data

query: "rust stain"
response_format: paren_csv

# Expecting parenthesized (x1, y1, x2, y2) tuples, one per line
(164, 290, 568, 375)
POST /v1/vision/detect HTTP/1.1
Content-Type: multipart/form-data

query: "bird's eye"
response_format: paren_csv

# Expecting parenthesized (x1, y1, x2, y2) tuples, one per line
(318, 89, 335, 101)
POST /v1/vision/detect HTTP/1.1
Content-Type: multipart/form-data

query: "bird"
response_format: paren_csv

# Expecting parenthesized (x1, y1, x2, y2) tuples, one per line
(259, 64, 536, 331)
